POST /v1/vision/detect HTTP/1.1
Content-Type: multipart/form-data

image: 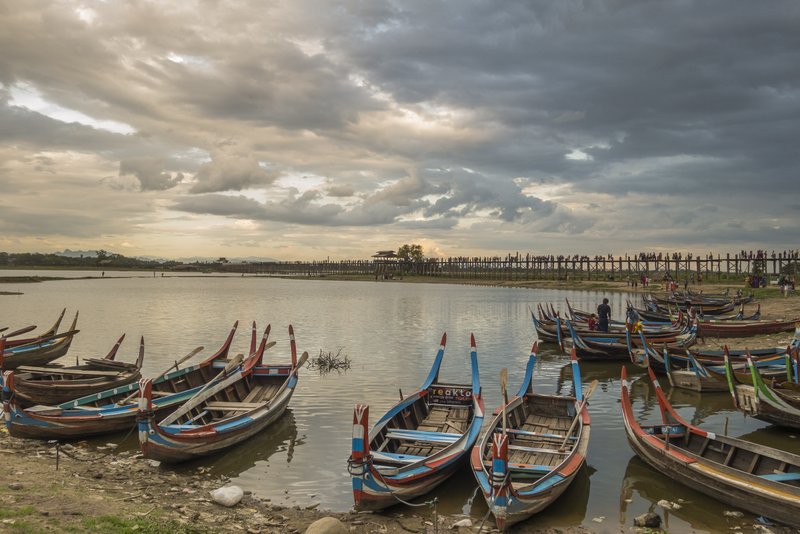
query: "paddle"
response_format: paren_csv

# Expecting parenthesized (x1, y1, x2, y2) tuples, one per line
(559, 379, 598, 451)
(296, 350, 309, 369)
(117, 346, 205, 405)
(191, 353, 245, 399)
(158, 353, 247, 425)
(1, 325, 37, 339)
(261, 351, 309, 410)
(500, 368, 509, 436)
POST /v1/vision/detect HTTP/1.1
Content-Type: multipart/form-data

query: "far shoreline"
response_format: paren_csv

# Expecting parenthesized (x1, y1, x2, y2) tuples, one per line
(0, 268, 792, 301)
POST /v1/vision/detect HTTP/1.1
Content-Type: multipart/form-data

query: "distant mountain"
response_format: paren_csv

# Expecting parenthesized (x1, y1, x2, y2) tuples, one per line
(176, 256, 281, 264)
(55, 249, 278, 264)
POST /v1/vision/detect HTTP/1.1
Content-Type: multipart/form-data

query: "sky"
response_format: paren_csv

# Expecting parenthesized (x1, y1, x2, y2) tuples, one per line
(1, 1, 798, 261)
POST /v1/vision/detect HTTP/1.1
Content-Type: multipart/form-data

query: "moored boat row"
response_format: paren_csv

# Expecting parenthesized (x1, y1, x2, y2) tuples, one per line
(3, 317, 306, 465)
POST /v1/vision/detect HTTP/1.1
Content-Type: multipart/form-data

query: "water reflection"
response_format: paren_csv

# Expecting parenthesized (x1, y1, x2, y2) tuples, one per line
(619, 455, 753, 531)
(172, 411, 299, 478)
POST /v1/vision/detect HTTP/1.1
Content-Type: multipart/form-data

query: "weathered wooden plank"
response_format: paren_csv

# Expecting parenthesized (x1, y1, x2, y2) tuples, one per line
(16, 366, 124, 377)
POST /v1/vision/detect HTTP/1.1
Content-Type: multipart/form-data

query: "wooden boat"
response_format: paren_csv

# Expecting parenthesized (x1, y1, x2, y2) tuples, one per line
(1, 309, 66, 348)
(7, 334, 144, 406)
(0, 311, 80, 370)
(725, 352, 800, 430)
(137, 325, 306, 463)
(2, 322, 245, 440)
(348, 333, 484, 511)
(697, 303, 761, 322)
(633, 332, 790, 389)
(471, 345, 591, 530)
(568, 319, 697, 361)
(536, 304, 686, 340)
(688, 326, 799, 359)
(567, 299, 675, 328)
(644, 293, 742, 315)
(654, 346, 730, 392)
(698, 317, 800, 338)
(621, 365, 800, 528)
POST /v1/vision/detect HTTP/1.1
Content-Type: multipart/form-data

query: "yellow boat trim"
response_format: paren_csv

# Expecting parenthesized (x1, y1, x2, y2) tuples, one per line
(691, 462, 800, 501)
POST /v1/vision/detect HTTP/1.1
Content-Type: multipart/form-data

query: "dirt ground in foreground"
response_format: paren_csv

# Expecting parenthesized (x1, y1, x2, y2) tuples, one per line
(0, 431, 594, 534)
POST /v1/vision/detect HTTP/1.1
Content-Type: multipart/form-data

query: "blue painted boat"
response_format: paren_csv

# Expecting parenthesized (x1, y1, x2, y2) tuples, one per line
(0, 311, 79, 370)
(137, 325, 305, 463)
(471, 345, 591, 530)
(2, 321, 245, 439)
(348, 333, 484, 511)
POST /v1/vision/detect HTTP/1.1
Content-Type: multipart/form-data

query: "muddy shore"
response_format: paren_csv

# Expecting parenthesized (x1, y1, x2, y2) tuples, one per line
(1, 276, 797, 533)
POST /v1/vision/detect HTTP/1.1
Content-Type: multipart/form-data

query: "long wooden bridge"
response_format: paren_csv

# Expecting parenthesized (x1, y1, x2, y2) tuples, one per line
(219, 251, 798, 283)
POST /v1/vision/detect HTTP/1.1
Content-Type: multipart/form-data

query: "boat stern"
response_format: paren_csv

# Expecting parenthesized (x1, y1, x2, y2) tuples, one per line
(349, 403, 371, 509)
(136, 378, 155, 455)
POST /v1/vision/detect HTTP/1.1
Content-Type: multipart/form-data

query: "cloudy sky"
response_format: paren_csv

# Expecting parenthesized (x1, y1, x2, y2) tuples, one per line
(1, 1, 798, 261)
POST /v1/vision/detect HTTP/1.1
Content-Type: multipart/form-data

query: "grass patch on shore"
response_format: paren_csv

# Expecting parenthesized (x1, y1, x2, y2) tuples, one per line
(0, 506, 37, 519)
(71, 515, 209, 534)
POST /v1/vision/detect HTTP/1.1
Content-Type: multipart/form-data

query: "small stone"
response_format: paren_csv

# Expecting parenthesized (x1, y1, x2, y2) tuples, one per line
(591, 516, 605, 523)
(304, 517, 347, 534)
(634, 512, 662, 528)
(7, 483, 23, 490)
(657, 499, 681, 510)
(210, 485, 244, 507)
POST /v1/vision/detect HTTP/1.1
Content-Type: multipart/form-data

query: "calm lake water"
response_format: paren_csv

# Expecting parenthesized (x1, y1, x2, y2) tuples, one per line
(2, 272, 798, 532)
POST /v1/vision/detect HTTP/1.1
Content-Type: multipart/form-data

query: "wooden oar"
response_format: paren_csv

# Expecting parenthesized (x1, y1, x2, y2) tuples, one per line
(500, 368, 509, 436)
(117, 346, 205, 404)
(559, 379, 598, 451)
(1, 325, 37, 339)
(159, 353, 247, 425)
(191, 353, 245, 399)
(261, 351, 309, 410)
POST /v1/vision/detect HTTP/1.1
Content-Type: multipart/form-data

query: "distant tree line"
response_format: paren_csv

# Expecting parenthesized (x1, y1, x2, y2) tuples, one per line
(0, 251, 179, 270)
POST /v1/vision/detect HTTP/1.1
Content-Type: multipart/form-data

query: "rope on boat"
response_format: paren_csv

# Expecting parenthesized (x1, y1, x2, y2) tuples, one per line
(475, 508, 493, 533)
(53, 422, 139, 469)
(348, 453, 440, 532)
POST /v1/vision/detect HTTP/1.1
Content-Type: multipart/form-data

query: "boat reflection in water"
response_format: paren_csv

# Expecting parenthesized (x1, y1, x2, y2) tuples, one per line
(619, 455, 754, 532)
(557, 359, 635, 392)
(428, 462, 594, 529)
(171, 411, 300, 478)
(620, 377, 800, 531)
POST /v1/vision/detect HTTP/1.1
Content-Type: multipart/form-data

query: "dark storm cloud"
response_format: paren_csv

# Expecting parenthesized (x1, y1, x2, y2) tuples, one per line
(0, 102, 129, 152)
(423, 170, 555, 223)
(327, 1, 800, 200)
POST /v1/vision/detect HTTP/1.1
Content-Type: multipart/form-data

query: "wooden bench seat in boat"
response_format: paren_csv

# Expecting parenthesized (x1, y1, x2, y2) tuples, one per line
(15, 366, 125, 377)
(508, 444, 571, 455)
(386, 428, 461, 444)
(205, 401, 266, 411)
(372, 451, 426, 464)
(495, 428, 577, 441)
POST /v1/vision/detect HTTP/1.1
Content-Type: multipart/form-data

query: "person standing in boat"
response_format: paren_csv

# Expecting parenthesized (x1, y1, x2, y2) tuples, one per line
(597, 298, 611, 332)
